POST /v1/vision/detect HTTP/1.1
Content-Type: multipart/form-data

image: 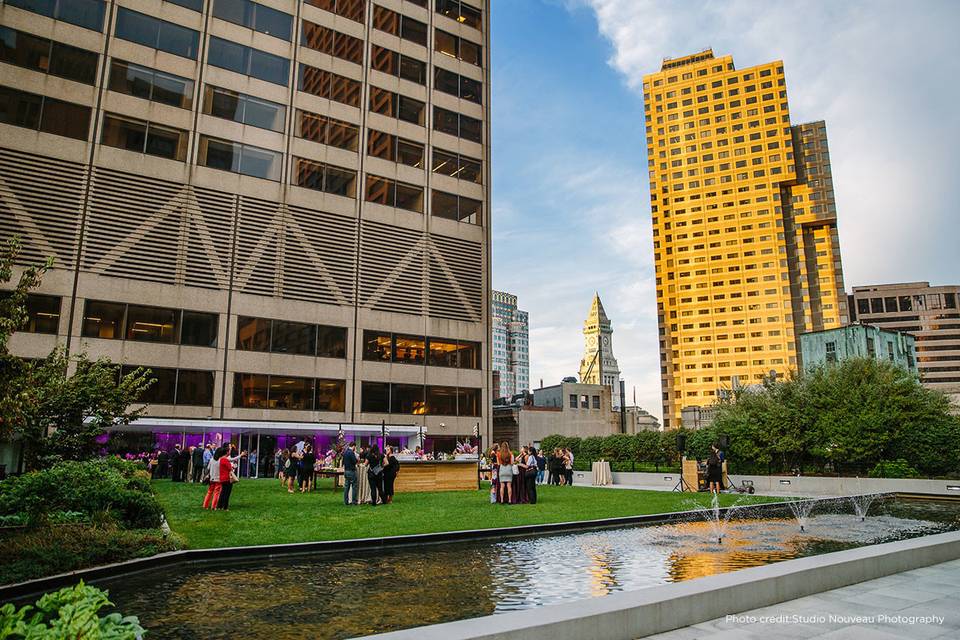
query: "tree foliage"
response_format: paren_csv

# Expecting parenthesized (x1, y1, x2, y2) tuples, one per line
(0, 238, 153, 471)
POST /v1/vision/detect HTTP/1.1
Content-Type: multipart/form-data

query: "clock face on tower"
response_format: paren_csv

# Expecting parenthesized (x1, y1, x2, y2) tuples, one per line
(602, 336, 609, 346)
(589, 336, 596, 346)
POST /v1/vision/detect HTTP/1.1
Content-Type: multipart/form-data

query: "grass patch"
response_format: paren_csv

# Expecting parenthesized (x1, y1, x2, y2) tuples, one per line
(154, 478, 778, 549)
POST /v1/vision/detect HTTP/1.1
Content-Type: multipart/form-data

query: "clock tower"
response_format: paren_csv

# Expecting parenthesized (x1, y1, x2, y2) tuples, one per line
(578, 293, 622, 409)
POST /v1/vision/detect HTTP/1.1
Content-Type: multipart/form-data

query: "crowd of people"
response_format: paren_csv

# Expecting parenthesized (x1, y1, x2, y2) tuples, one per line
(484, 444, 579, 505)
(136, 444, 259, 482)
(273, 439, 401, 506)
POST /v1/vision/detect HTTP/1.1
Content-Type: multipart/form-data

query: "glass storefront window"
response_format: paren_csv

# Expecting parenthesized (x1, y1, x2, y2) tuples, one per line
(126, 304, 178, 343)
(82, 300, 125, 339)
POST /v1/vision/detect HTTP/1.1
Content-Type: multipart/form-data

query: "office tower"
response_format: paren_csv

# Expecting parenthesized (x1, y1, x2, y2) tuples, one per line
(0, 0, 491, 453)
(850, 283, 960, 407)
(578, 293, 621, 409)
(643, 49, 847, 428)
(491, 290, 529, 398)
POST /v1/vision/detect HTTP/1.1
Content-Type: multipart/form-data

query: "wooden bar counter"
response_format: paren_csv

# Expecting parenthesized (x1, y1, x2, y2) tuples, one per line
(393, 459, 479, 493)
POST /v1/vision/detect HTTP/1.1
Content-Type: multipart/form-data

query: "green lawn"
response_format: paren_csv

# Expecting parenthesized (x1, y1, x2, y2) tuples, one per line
(154, 478, 778, 549)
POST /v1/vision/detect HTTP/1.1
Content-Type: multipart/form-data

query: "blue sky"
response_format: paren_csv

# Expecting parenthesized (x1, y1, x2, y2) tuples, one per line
(489, 0, 960, 419)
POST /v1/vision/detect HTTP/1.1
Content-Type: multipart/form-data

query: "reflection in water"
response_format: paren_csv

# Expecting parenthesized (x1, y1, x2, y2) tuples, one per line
(101, 500, 960, 640)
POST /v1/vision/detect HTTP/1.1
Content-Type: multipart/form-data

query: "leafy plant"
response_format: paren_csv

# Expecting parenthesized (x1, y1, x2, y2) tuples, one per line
(869, 459, 920, 479)
(0, 581, 145, 639)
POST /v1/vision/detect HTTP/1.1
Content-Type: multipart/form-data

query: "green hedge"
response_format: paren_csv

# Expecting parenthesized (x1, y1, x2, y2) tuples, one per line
(540, 431, 686, 468)
(0, 458, 164, 529)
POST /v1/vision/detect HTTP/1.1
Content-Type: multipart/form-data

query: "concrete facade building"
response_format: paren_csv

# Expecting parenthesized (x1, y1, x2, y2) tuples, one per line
(0, 0, 492, 461)
(849, 283, 960, 406)
(643, 49, 847, 428)
(491, 289, 529, 399)
(492, 381, 619, 449)
(578, 293, 622, 409)
(799, 324, 917, 374)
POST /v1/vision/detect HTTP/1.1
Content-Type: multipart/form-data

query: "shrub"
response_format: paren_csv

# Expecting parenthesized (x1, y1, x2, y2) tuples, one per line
(0, 581, 145, 639)
(0, 458, 164, 529)
(0, 523, 183, 586)
(869, 459, 921, 479)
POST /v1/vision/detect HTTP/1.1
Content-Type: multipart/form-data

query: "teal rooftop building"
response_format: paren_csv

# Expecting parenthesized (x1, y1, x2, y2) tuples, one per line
(799, 324, 917, 374)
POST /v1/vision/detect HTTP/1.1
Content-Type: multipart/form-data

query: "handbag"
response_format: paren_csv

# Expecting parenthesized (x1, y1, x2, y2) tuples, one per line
(370, 464, 383, 476)
(511, 464, 519, 476)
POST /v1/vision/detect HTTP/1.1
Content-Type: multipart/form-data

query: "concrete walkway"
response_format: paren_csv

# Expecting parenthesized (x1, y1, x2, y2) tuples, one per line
(642, 559, 960, 639)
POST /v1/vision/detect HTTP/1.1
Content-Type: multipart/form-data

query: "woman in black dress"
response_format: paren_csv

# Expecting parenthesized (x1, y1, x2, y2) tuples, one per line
(382, 446, 400, 503)
(365, 445, 385, 505)
(706, 444, 723, 494)
(299, 444, 316, 493)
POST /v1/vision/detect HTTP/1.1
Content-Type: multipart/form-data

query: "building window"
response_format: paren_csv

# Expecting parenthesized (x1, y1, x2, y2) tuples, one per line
(433, 106, 481, 143)
(108, 60, 193, 109)
(360, 381, 390, 413)
(393, 383, 426, 414)
(569, 394, 577, 409)
(370, 45, 426, 84)
(126, 365, 177, 405)
(298, 64, 361, 107)
(866, 336, 876, 358)
(115, 8, 199, 60)
(212, 0, 292, 41)
(208, 36, 289, 85)
(316, 379, 346, 411)
(369, 86, 424, 125)
(181, 311, 218, 347)
(296, 110, 358, 151)
(81, 301, 125, 339)
(434, 67, 482, 104)
(427, 337, 458, 367)
(887, 342, 895, 361)
(592, 395, 600, 409)
(234, 373, 344, 411)
(367, 129, 424, 168)
(167, 0, 203, 11)
(434, 28, 481, 66)
(236, 316, 346, 358)
(431, 190, 481, 224)
(427, 386, 457, 416)
(301, 20, 363, 64)
(174, 369, 214, 406)
(432, 149, 481, 184)
(0, 26, 98, 85)
(0, 86, 90, 140)
(580, 395, 589, 409)
(81, 301, 216, 346)
(294, 158, 357, 198)
(268, 375, 314, 410)
(394, 334, 426, 364)
(0, 293, 61, 334)
(825, 341, 836, 363)
(126, 304, 179, 343)
(435, 0, 482, 32)
(363, 330, 392, 362)
(6, 0, 105, 32)
(365, 175, 424, 213)
(234, 373, 268, 408)
(372, 5, 427, 46)
(203, 86, 286, 132)
(304, 0, 365, 23)
(101, 114, 188, 161)
(198, 136, 282, 181)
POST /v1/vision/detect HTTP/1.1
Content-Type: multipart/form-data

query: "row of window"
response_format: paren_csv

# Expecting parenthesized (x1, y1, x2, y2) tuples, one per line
(0, 85, 90, 140)
(361, 382, 480, 416)
(6, 0, 105, 32)
(236, 316, 346, 358)
(363, 331, 480, 369)
(234, 373, 346, 411)
(856, 294, 957, 315)
(0, 25, 99, 85)
(126, 366, 215, 406)
(82, 300, 218, 346)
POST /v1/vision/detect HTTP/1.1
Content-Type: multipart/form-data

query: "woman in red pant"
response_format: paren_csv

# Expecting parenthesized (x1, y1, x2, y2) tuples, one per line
(202, 447, 225, 509)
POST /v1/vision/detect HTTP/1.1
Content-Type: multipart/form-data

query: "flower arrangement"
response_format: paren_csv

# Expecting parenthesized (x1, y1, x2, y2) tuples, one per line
(455, 439, 478, 455)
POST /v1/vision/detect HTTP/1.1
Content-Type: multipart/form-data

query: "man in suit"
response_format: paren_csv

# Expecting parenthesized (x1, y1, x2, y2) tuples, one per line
(191, 445, 204, 482)
(342, 442, 359, 505)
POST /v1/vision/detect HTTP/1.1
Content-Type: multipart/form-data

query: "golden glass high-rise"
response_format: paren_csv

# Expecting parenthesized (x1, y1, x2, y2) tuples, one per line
(643, 50, 848, 428)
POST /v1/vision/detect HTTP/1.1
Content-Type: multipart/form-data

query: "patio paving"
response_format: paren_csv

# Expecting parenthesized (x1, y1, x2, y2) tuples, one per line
(641, 559, 960, 639)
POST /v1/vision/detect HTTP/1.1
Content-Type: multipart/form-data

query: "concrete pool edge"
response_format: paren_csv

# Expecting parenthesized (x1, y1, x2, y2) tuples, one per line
(359, 529, 960, 640)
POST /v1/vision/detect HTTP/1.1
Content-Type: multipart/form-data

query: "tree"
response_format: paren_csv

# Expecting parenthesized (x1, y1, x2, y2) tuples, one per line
(0, 238, 153, 471)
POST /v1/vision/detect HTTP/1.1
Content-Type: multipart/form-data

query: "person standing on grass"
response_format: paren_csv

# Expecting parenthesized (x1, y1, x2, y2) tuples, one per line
(535, 449, 546, 485)
(202, 447, 224, 509)
(564, 448, 575, 487)
(496, 442, 514, 504)
(365, 445, 384, 506)
(524, 447, 539, 504)
(191, 445, 204, 483)
(299, 444, 316, 493)
(342, 441, 359, 505)
(217, 448, 236, 510)
(382, 446, 399, 504)
(284, 448, 298, 494)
